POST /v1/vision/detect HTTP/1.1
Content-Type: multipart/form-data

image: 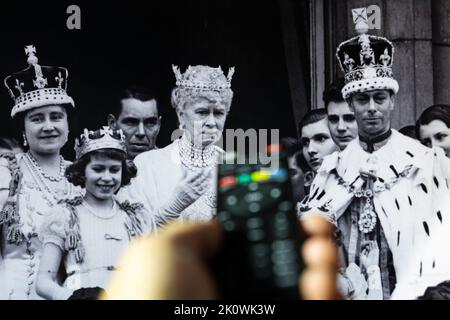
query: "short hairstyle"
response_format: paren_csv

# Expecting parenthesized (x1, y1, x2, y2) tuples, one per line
(65, 148, 137, 188)
(323, 78, 345, 110)
(112, 85, 158, 118)
(416, 104, 450, 139)
(280, 137, 301, 157)
(297, 108, 328, 136)
(280, 137, 310, 174)
(399, 125, 417, 140)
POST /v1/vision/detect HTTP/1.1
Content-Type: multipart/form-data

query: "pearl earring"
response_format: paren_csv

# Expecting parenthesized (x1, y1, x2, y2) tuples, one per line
(22, 133, 28, 147)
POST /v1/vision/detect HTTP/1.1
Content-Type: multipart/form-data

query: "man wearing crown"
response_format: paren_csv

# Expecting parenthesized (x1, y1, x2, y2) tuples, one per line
(299, 9, 450, 299)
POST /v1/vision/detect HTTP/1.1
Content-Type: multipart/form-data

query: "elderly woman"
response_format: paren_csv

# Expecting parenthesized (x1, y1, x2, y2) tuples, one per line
(0, 45, 82, 299)
(119, 65, 234, 224)
(416, 104, 450, 158)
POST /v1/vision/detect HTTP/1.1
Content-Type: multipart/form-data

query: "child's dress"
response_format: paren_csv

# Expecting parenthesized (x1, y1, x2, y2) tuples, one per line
(40, 196, 147, 295)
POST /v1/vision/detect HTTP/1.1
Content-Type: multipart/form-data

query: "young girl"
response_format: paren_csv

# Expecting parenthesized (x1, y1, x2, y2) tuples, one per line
(36, 126, 151, 300)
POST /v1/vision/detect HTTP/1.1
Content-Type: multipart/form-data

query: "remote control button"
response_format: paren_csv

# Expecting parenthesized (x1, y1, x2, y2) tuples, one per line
(247, 229, 265, 241)
(226, 195, 238, 206)
(271, 250, 296, 264)
(273, 261, 297, 275)
(251, 170, 271, 182)
(278, 201, 292, 212)
(223, 221, 236, 231)
(217, 211, 230, 220)
(274, 228, 289, 239)
(272, 240, 295, 251)
(244, 192, 263, 203)
(270, 188, 282, 199)
(248, 183, 259, 191)
(274, 212, 288, 222)
(251, 244, 271, 279)
(237, 173, 252, 185)
(246, 217, 263, 229)
(219, 176, 236, 188)
(248, 202, 261, 213)
(271, 168, 288, 182)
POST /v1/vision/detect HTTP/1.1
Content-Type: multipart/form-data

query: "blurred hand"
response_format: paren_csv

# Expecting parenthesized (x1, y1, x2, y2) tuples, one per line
(360, 241, 379, 269)
(103, 214, 340, 300)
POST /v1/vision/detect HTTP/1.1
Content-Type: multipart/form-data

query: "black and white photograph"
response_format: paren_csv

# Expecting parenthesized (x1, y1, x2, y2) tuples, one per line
(0, 0, 449, 304)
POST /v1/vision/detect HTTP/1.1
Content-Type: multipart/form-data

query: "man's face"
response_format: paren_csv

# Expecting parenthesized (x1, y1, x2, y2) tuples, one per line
(115, 98, 160, 159)
(300, 118, 338, 172)
(327, 101, 358, 150)
(349, 90, 394, 139)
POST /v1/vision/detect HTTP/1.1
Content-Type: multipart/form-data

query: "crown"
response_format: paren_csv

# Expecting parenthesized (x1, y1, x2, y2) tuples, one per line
(74, 126, 127, 160)
(172, 65, 235, 91)
(4, 45, 75, 118)
(336, 8, 399, 99)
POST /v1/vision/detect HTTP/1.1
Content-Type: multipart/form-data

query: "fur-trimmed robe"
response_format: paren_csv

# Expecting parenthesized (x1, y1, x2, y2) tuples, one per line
(299, 130, 450, 299)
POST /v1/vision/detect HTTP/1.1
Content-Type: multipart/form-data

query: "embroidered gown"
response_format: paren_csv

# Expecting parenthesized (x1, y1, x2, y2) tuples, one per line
(0, 153, 82, 300)
(39, 197, 147, 297)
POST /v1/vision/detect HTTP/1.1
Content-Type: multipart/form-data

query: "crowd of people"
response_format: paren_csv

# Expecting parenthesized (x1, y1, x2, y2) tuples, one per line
(1, 12, 450, 301)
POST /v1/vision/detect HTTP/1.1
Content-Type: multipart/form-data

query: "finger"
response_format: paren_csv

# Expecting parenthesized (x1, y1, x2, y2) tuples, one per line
(185, 170, 204, 183)
(192, 175, 211, 193)
(300, 214, 335, 238)
(299, 267, 341, 300)
(189, 170, 209, 186)
(301, 237, 338, 270)
(163, 220, 224, 259)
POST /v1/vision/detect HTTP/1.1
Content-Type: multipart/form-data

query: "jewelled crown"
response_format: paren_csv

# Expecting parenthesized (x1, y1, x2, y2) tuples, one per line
(4, 45, 75, 118)
(336, 8, 399, 99)
(74, 126, 127, 160)
(172, 65, 235, 91)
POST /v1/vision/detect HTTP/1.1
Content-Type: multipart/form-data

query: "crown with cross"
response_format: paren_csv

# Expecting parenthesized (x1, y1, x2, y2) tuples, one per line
(336, 8, 399, 99)
(74, 126, 127, 160)
(4, 45, 75, 118)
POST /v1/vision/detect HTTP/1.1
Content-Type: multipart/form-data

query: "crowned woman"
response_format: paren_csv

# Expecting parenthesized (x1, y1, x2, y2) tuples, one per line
(0, 45, 83, 299)
(119, 65, 234, 224)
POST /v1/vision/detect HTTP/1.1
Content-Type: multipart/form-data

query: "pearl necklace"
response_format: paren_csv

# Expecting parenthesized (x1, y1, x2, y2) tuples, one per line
(23, 153, 71, 207)
(81, 200, 118, 220)
(26, 151, 65, 182)
(178, 135, 217, 169)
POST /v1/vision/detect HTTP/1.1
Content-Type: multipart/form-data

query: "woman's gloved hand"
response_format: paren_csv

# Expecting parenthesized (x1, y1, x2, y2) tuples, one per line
(161, 168, 211, 216)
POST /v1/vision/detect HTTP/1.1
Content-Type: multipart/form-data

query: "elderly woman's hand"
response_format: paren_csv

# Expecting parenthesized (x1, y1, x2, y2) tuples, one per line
(161, 168, 212, 216)
(104, 214, 340, 300)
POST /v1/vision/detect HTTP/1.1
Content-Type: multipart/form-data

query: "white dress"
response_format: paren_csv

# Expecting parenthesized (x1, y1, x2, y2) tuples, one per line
(118, 139, 220, 225)
(40, 197, 148, 294)
(0, 153, 83, 300)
